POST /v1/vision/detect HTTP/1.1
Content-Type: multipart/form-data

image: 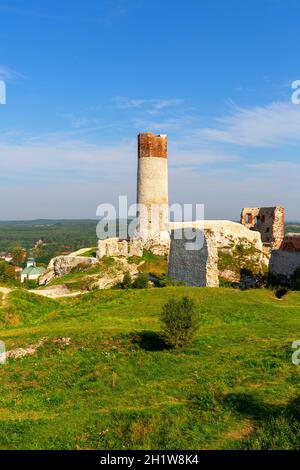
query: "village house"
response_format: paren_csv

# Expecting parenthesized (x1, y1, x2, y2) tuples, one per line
(0, 252, 13, 263)
(21, 254, 46, 283)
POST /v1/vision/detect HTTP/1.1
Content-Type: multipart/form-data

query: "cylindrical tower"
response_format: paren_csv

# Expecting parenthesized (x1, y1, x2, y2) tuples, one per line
(137, 132, 169, 240)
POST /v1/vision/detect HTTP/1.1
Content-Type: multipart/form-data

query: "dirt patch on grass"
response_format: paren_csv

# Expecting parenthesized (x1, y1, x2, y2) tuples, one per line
(226, 422, 254, 440)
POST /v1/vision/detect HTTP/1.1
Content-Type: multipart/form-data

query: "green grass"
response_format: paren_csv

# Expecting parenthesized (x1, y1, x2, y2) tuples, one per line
(128, 250, 168, 277)
(218, 240, 266, 277)
(46, 257, 118, 291)
(46, 265, 102, 288)
(0, 287, 300, 449)
(79, 248, 97, 258)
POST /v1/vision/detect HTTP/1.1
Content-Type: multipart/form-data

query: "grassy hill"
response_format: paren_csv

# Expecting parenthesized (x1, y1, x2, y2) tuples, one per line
(1, 286, 300, 450)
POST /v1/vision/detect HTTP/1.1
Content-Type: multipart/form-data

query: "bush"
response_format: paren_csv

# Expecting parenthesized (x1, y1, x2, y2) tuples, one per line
(154, 274, 185, 288)
(132, 272, 149, 289)
(25, 279, 38, 289)
(122, 272, 132, 289)
(275, 287, 288, 299)
(160, 296, 199, 349)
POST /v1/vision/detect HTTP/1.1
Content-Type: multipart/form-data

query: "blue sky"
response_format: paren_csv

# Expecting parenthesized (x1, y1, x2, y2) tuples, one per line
(0, 0, 300, 220)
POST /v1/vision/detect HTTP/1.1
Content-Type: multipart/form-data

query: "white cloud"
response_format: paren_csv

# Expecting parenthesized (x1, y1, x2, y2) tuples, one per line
(112, 96, 185, 111)
(199, 101, 300, 148)
(112, 96, 146, 109)
(0, 135, 138, 219)
(0, 65, 21, 82)
(0, 131, 299, 220)
(0, 135, 136, 185)
(152, 99, 185, 110)
(169, 161, 300, 221)
(2, 94, 300, 220)
(170, 146, 239, 167)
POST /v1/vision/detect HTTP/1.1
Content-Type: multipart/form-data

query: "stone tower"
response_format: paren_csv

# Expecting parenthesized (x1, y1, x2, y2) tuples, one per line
(136, 132, 169, 240)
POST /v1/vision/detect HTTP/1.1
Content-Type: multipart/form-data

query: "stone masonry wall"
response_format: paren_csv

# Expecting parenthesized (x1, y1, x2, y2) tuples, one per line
(168, 222, 219, 287)
(269, 250, 300, 281)
(168, 220, 266, 288)
(97, 238, 144, 260)
(241, 206, 284, 250)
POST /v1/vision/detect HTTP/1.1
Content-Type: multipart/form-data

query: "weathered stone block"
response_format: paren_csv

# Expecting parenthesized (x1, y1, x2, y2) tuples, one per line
(168, 223, 219, 287)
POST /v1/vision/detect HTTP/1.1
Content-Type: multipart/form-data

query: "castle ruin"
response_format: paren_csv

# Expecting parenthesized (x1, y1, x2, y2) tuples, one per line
(41, 131, 300, 289)
(240, 206, 285, 250)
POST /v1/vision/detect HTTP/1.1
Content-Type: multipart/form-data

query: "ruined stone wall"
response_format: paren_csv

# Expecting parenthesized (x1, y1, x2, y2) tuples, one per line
(168, 222, 219, 287)
(97, 238, 143, 260)
(168, 220, 267, 288)
(97, 236, 170, 259)
(241, 206, 284, 249)
(281, 233, 300, 252)
(269, 250, 300, 281)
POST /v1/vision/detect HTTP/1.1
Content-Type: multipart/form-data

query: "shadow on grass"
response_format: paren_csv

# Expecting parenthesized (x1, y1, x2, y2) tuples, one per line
(222, 392, 300, 449)
(223, 392, 278, 418)
(129, 331, 169, 351)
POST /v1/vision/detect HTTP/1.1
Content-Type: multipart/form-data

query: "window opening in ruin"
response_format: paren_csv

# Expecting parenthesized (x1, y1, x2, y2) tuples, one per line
(246, 213, 253, 224)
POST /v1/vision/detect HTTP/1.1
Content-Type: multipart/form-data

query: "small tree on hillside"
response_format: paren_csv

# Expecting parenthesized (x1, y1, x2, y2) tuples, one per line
(132, 272, 149, 289)
(160, 297, 198, 349)
(122, 272, 132, 289)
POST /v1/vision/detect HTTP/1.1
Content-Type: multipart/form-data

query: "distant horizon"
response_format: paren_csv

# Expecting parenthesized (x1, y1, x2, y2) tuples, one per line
(0, 218, 299, 224)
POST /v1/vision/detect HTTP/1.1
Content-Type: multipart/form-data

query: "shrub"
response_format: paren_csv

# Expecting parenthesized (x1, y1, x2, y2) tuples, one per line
(132, 272, 149, 289)
(160, 296, 198, 349)
(154, 274, 185, 288)
(122, 272, 132, 289)
(275, 287, 288, 299)
(25, 279, 38, 289)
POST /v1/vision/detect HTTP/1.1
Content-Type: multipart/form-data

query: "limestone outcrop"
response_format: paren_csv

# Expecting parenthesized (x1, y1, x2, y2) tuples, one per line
(95, 258, 140, 290)
(38, 248, 142, 290)
(39, 255, 98, 285)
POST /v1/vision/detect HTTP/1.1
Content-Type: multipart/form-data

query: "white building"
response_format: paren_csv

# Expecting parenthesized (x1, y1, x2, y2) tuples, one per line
(21, 255, 46, 283)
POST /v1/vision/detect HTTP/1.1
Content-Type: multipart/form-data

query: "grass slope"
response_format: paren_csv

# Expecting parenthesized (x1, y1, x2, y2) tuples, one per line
(0, 287, 300, 450)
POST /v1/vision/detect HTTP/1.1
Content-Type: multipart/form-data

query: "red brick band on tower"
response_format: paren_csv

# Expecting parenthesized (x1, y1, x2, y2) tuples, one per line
(138, 132, 167, 159)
